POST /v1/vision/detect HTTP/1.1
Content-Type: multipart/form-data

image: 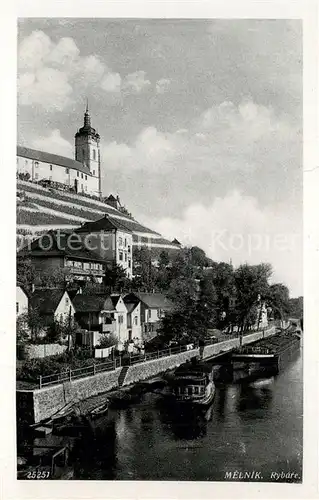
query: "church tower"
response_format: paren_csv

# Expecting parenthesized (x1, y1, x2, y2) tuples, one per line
(75, 101, 101, 196)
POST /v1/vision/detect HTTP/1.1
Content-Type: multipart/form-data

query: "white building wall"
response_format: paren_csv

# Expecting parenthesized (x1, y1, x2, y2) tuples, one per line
(144, 308, 161, 324)
(114, 296, 128, 342)
(129, 303, 142, 340)
(54, 292, 75, 323)
(116, 230, 133, 278)
(16, 286, 28, 317)
(17, 155, 99, 196)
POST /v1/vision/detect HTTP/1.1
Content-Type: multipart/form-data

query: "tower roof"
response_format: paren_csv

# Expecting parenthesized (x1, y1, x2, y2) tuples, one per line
(75, 101, 100, 140)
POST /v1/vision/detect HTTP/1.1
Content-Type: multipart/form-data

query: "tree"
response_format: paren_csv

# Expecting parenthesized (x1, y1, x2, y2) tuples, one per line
(17, 256, 35, 292)
(103, 264, 131, 292)
(233, 263, 272, 332)
(266, 283, 290, 321)
(16, 314, 30, 345)
(49, 317, 80, 351)
(132, 247, 157, 291)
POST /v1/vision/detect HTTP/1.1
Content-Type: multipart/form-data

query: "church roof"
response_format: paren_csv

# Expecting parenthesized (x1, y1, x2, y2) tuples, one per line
(17, 146, 91, 175)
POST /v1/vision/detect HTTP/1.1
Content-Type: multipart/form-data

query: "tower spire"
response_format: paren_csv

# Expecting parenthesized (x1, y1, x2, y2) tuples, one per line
(84, 97, 91, 128)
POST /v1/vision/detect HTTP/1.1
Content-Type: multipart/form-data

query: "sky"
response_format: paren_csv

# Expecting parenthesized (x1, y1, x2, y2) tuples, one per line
(17, 19, 303, 297)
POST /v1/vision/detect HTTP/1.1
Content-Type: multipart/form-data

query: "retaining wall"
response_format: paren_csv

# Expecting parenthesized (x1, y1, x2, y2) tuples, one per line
(29, 367, 121, 423)
(123, 348, 200, 386)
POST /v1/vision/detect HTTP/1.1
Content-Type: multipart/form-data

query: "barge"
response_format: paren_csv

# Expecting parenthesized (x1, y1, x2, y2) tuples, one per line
(170, 358, 215, 407)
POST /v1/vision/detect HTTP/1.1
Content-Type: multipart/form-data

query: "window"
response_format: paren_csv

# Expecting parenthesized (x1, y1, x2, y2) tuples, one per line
(81, 184, 83, 191)
(125, 253, 127, 262)
(65, 168, 69, 174)
(134, 316, 138, 326)
(81, 173, 83, 179)
(119, 252, 123, 261)
(16, 302, 19, 314)
(82, 148, 85, 158)
(85, 175, 87, 180)
(35, 162, 39, 168)
(66, 260, 73, 267)
(35, 173, 39, 180)
(118, 315, 123, 324)
(194, 386, 199, 395)
(85, 185, 87, 191)
(128, 245, 131, 254)
(77, 171, 79, 177)
(147, 309, 151, 319)
(65, 297, 69, 306)
(93, 170, 95, 175)
(93, 149, 96, 160)
(50, 165, 53, 171)
(128, 259, 131, 268)
(118, 237, 123, 246)
(124, 238, 127, 247)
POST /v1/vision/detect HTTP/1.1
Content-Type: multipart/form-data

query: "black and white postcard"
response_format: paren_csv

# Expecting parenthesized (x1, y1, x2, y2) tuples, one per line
(1, 1, 318, 499)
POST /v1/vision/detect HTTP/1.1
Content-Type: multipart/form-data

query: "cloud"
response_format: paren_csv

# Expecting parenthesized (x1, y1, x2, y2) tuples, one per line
(31, 129, 73, 158)
(18, 31, 138, 111)
(18, 31, 161, 111)
(156, 78, 171, 94)
(123, 70, 151, 93)
(101, 99, 299, 179)
(100, 72, 122, 92)
(102, 126, 177, 171)
(140, 190, 302, 296)
(18, 67, 73, 111)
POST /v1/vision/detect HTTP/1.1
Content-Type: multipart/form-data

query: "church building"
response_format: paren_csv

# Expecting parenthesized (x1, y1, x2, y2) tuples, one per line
(16, 105, 101, 197)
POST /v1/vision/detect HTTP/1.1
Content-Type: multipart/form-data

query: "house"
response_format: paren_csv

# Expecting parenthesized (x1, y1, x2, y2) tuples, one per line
(19, 230, 106, 284)
(75, 215, 133, 278)
(124, 292, 174, 340)
(30, 288, 75, 327)
(123, 294, 142, 343)
(16, 282, 29, 317)
(73, 292, 128, 344)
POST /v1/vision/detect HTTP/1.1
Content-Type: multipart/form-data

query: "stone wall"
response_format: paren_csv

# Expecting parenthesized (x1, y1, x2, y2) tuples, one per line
(31, 367, 121, 423)
(123, 348, 200, 386)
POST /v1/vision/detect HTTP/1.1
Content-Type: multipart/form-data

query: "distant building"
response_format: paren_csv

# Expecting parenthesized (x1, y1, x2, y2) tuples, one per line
(16, 283, 29, 317)
(31, 288, 75, 326)
(17, 104, 101, 197)
(76, 215, 133, 279)
(19, 230, 106, 284)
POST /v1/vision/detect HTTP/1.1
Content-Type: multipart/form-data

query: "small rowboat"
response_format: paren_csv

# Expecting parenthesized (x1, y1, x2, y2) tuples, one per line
(89, 401, 109, 419)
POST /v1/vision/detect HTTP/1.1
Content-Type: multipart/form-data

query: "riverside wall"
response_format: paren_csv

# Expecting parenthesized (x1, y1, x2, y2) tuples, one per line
(17, 326, 277, 424)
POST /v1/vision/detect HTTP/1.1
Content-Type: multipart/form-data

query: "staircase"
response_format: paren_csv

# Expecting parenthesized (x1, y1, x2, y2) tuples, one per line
(118, 366, 129, 387)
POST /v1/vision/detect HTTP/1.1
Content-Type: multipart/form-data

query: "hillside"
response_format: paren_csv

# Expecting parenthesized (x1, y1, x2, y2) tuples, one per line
(16, 180, 181, 258)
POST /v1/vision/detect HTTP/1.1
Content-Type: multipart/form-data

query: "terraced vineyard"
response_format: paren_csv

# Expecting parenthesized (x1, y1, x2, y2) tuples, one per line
(16, 180, 181, 258)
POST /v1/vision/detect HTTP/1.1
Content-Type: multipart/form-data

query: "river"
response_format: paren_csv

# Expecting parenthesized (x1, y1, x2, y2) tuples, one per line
(71, 350, 302, 482)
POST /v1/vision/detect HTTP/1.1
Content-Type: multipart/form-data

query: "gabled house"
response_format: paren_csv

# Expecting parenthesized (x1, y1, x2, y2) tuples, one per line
(123, 294, 142, 342)
(124, 292, 174, 340)
(75, 215, 133, 278)
(16, 282, 29, 318)
(73, 292, 128, 343)
(30, 288, 75, 327)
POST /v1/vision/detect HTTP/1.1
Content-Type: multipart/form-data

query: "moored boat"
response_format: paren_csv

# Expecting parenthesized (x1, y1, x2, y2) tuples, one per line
(171, 358, 215, 407)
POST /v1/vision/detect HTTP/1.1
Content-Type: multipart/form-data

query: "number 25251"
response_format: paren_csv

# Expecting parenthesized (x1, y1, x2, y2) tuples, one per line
(26, 470, 50, 479)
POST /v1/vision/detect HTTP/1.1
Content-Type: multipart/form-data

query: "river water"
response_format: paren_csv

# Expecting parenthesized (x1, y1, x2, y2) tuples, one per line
(72, 350, 302, 482)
